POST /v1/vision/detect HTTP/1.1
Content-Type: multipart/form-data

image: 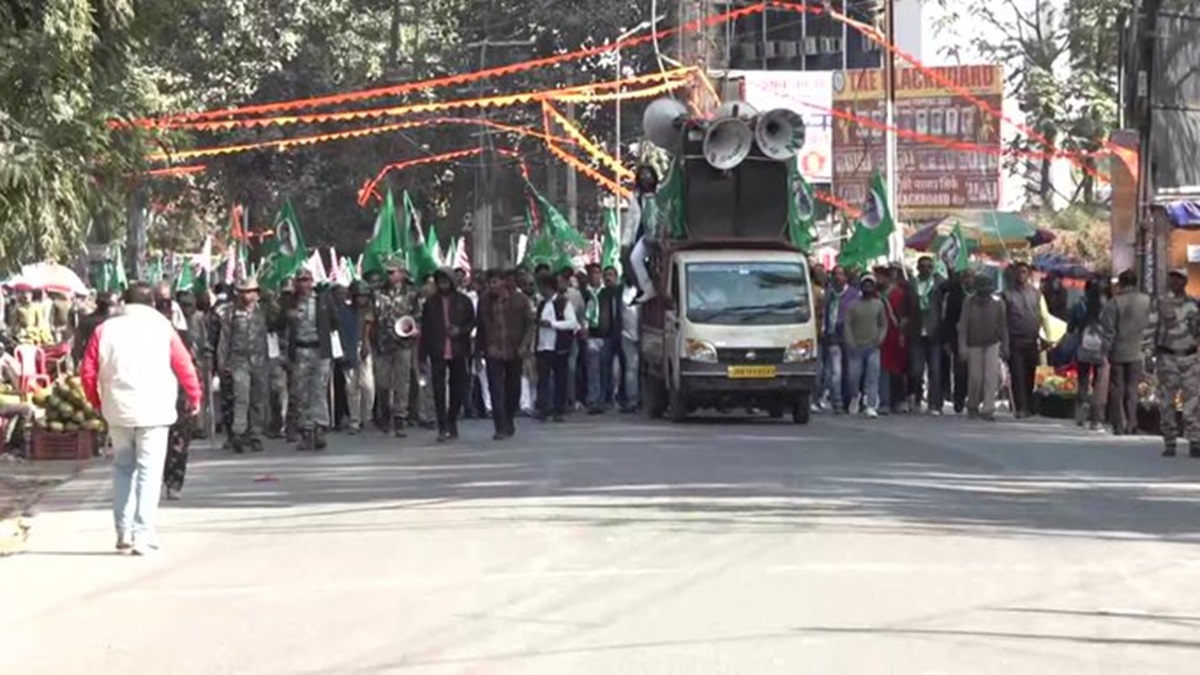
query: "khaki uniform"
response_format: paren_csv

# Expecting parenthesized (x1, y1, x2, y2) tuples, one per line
(1151, 294, 1200, 449)
(218, 305, 269, 437)
(373, 285, 418, 428)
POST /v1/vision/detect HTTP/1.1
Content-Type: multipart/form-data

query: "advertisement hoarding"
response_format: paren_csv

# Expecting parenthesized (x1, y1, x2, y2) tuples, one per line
(831, 64, 1003, 220)
(734, 70, 834, 184)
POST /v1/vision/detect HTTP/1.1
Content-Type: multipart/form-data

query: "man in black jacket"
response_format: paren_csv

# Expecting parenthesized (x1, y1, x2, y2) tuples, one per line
(420, 270, 476, 441)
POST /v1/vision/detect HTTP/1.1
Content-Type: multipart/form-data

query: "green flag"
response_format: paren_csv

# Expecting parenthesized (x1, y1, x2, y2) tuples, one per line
(400, 191, 439, 280)
(260, 200, 307, 289)
(938, 222, 970, 272)
(425, 224, 442, 269)
(145, 256, 163, 284)
(175, 260, 194, 292)
(837, 172, 894, 270)
(787, 163, 817, 253)
(523, 185, 587, 272)
(602, 208, 622, 273)
(362, 191, 400, 278)
(654, 159, 685, 240)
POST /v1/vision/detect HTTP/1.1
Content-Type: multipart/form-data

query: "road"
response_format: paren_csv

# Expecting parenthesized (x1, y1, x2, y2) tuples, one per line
(3, 412, 1200, 674)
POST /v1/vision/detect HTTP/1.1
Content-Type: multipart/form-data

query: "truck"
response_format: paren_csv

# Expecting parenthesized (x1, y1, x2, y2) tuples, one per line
(639, 238, 819, 424)
(635, 101, 821, 423)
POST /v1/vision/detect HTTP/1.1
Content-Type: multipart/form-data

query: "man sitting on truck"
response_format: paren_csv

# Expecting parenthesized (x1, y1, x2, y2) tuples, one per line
(627, 165, 660, 304)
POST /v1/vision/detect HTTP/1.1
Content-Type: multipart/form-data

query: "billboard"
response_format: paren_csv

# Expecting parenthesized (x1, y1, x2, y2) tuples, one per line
(734, 70, 833, 184)
(831, 64, 1004, 220)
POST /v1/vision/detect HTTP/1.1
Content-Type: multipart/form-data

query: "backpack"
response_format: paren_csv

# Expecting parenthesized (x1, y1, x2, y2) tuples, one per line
(1077, 322, 1104, 364)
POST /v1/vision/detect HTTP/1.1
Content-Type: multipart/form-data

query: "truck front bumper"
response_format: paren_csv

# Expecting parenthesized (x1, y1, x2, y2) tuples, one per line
(678, 361, 818, 394)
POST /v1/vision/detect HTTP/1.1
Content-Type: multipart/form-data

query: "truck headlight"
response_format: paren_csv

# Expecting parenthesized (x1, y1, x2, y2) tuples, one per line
(684, 338, 718, 363)
(784, 339, 816, 363)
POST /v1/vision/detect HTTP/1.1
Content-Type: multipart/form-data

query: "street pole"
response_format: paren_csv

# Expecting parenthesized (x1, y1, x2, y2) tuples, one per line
(615, 47, 622, 175)
(883, 0, 901, 263)
(566, 99, 579, 228)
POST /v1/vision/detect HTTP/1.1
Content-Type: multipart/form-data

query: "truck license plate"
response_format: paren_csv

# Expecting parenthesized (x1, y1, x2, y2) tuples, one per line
(727, 365, 777, 379)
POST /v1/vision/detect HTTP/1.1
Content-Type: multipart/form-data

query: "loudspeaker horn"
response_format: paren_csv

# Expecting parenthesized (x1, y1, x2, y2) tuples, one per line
(755, 108, 807, 161)
(703, 117, 754, 170)
(643, 98, 690, 149)
(714, 100, 758, 121)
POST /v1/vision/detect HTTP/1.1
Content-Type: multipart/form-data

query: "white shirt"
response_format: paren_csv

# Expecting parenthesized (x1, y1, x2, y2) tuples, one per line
(621, 194, 641, 246)
(536, 294, 578, 352)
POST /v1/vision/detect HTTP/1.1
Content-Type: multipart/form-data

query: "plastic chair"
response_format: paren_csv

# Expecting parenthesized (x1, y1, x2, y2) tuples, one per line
(14, 344, 51, 395)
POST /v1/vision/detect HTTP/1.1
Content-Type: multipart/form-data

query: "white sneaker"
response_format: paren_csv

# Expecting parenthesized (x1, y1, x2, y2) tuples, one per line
(849, 398, 860, 415)
(865, 407, 879, 419)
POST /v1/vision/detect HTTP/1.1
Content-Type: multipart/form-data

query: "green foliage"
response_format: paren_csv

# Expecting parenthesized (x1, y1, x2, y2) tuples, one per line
(0, 0, 643, 270)
(935, 0, 1122, 208)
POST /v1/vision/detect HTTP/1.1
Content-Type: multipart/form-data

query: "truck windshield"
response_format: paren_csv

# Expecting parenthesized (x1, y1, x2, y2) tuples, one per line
(684, 261, 812, 326)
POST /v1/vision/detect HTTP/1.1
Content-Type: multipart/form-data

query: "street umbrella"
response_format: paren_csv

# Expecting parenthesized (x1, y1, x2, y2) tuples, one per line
(8, 263, 89, 295)
(905, 210, 1053, 256)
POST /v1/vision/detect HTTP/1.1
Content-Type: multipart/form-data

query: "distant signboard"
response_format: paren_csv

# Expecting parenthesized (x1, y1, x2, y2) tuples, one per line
(733, 70, 833, 184)
(831, 64, 1004, 220)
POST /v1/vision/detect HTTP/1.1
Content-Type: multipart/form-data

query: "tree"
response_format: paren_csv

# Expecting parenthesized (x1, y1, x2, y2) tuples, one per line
(934, 0, 1122, 209)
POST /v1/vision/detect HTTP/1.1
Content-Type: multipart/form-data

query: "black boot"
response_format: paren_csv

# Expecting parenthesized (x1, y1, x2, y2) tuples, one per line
(314, 427, 328, 451)
(1163, 442, 1177, 457)
(392, 418, 407, 438)
(231, 435, 244, 454)
(1190, 442, 1200, 459)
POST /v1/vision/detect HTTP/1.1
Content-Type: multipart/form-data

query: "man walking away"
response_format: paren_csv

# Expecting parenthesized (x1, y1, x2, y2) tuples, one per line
(1069, 275, 1112, 430)
(478, 270, 534, 439)
(843, 274, 887, 417)
(420, 270, 476, 441)
(81, 282, 201, 556)
(958, 275, 1008, 421)
(1103, 269, 1153, 435)
(1002, 262, 1045, 418)
(534, 275, 578, 422)
(1149, 268, 1200, 457)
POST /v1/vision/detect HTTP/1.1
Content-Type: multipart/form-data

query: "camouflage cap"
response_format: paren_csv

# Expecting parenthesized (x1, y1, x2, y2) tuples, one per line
(236, 279, 260, 292)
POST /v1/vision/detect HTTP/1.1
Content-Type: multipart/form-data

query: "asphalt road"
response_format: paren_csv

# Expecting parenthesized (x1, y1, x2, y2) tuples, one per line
(3, 412, 1200, 674)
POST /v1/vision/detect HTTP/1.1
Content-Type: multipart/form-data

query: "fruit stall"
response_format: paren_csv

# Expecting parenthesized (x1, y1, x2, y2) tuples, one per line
(1033, 365, 1076, 419)
(24, 377, 105, 460)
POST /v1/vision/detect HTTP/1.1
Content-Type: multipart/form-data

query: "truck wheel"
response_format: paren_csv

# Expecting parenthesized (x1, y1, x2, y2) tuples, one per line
(643, 369, 666, 419)
(668, 388, 688, 423)
(792, 393, 811, 425)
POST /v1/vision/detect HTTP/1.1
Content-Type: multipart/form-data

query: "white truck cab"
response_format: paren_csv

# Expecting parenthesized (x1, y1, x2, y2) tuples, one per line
(640, 240, 819, 423)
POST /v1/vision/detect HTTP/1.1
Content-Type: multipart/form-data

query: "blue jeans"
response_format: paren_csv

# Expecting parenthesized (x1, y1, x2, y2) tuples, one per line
(621, 336, 640, 409)
(111, 425, 170, 546)
(824, 343, 844, 410)
(600, 337, 622, 406)
(846, 346, 881, 411)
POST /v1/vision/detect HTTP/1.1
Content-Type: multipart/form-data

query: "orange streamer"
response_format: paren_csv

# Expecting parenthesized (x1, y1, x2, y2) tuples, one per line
(149, 117, 574, 163)
(357, 148, 483, 206)
(145, 164, 207, 177)
(140, 69, 696, 131)
(120, 7, 767, 127)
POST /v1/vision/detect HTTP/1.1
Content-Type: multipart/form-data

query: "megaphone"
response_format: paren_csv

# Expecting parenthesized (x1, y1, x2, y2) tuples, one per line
(755, 108, 807, 161)
(703, 117, 754, 170)
(714, 100, 758, 121)
(643, 98, 690, 148)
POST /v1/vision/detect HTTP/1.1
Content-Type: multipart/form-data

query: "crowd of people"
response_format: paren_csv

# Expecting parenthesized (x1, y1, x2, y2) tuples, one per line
(809, 256, 1196, 457)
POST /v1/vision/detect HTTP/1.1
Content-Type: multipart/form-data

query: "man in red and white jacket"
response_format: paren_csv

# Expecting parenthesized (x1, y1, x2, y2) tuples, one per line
(81, 282, 202, 556)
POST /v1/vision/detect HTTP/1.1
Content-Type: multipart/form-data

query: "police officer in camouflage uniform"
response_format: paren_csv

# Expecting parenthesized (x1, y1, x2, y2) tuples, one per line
(373, 259, 419, 437)
(217, 279, 269, 453)
(286, 268, 336, 451)
(266, 283, 293, 440)
(1149, 268, 1200, 458)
